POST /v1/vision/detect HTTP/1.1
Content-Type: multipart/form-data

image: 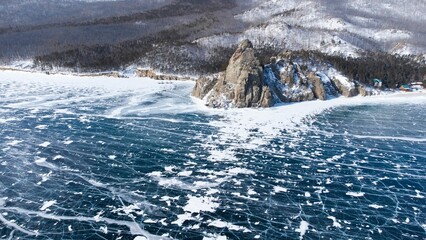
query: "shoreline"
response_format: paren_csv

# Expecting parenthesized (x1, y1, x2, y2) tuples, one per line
(1, 67, 424, 98)
(0, 64, 197, 81)
(0, 65, 129, 79)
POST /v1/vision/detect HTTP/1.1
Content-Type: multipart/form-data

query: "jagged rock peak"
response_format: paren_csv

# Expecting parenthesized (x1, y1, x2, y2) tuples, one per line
(191, 39, 272, 108)
(239, 39, 253, 50)
(225, 40, 258, 76)
(231, 39, 254, 61)
(191, 41, 376, 109)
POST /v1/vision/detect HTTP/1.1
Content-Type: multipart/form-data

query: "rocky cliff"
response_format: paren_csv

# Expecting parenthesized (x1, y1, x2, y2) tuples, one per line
(136, 69, 190, 81)
(192, 40, 374, 108)
(192, 40, 272, 108)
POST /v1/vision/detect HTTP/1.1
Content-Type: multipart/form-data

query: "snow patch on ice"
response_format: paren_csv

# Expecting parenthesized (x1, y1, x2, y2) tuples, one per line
(112, 204, 143, 216)
(414, 190, 424, 199)
(327, 216, 342, 228)
(227, 167, 255, 175)
(63, 140, 74, 145)
(369, 204, 384, 209)
(0, 117, 18, 124)
(273, 186, 288, 193)
(35, 125, 48, 130)
(177, 170, 193, 177)
(172, 213, 193, 226)
(134, 236, 148, 240)
(35, 157, 47, 164)
(38, 171, 53, 185)
(346, 192, 365, 197)
(39, 142, 51, 147)
(183, 195, 219, 213)
(295, 220, 309, 239)
(208, 219, 251, 232)
(40, 200, 57, 211)
(7, 140, 23, 146)
(53, 155, 64, 160)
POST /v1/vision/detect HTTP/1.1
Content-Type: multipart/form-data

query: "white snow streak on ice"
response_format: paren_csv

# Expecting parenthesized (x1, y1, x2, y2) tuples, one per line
(40, 200, 57, 211)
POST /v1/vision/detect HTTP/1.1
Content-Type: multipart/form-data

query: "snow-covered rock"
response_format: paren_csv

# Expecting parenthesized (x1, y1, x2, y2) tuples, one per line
(194, 40, 272, 108)
(192, 40, 376, 108)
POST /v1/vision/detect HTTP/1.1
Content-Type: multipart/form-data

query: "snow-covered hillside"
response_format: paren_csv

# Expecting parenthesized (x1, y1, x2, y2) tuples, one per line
(196, 0, 426, 56)
(2, 0, 425, 73)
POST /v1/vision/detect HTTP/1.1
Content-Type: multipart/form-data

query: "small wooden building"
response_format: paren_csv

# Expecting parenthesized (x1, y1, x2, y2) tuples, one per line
(400, 84, 411, 92)
(409, 82, 424, 91)
(373, 79, 382, 88)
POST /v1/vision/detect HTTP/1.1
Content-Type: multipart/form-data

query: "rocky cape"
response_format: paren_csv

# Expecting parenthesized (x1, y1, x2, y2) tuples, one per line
(192, 40, 374, 108)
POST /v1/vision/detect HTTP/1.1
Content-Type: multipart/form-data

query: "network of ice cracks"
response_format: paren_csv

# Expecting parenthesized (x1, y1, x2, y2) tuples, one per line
(0, 71, 425, 239)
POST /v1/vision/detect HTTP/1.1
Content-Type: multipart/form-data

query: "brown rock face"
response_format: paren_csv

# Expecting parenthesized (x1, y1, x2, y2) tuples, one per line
(191, 76, 219, 99)
(280, 64, 295, 87)
(356, 84, 372, 96)
(193, 40, 272, 108)
(308, 72, 326, 100)
(136, 69, 185, 81)
(260, 86, 273, 107)
(136, 69, 157, 78)
(332, 78, 358, 97)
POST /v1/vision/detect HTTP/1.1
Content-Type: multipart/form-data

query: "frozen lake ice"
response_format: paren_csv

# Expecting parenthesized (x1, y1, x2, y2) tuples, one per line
(0, 70, 425, 239)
